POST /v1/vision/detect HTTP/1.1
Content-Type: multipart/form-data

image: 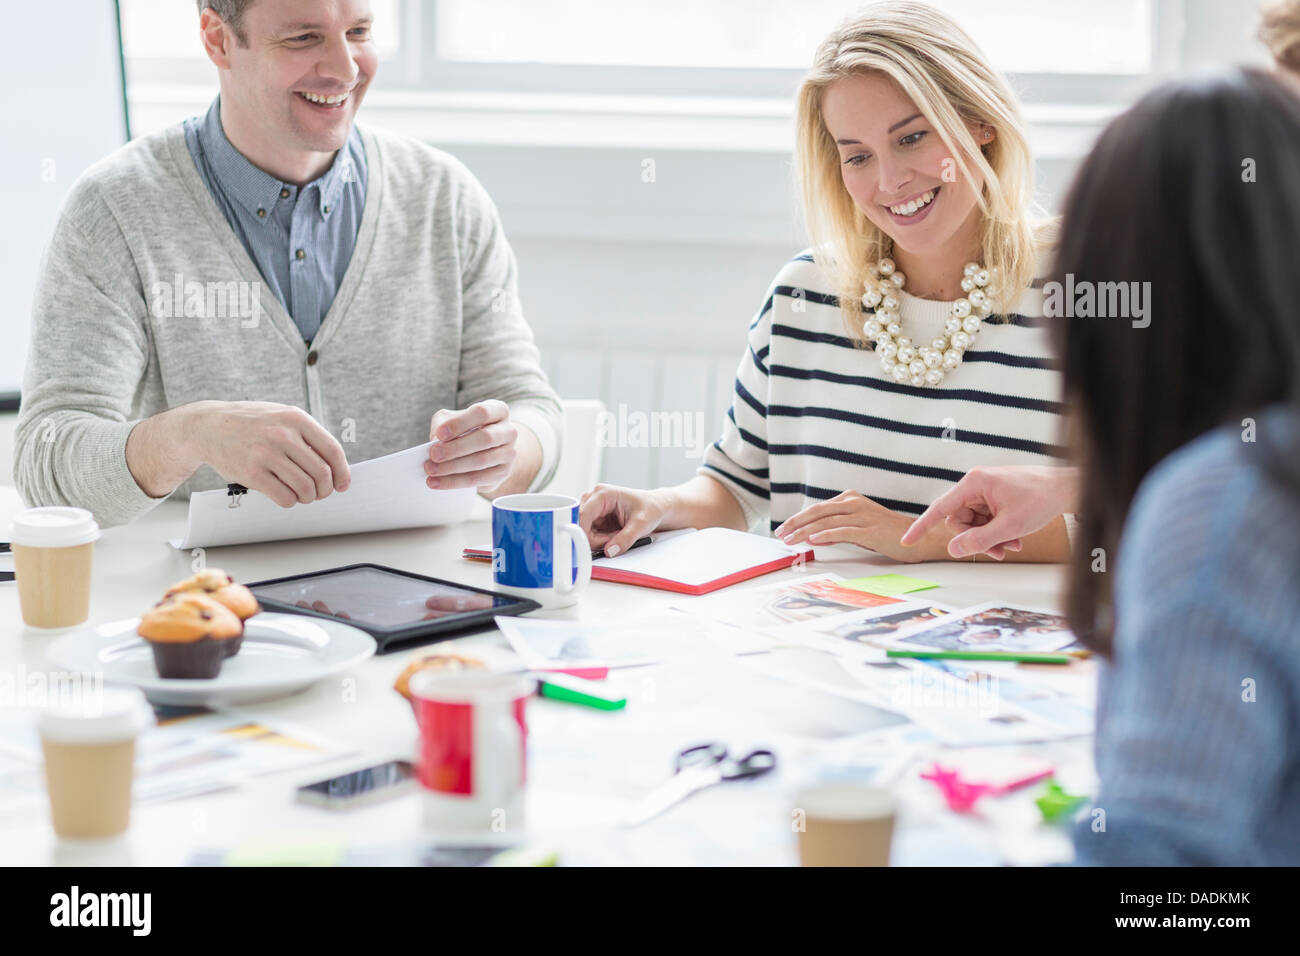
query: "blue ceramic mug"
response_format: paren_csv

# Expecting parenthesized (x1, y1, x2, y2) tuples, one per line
(491, 494, 593, 609)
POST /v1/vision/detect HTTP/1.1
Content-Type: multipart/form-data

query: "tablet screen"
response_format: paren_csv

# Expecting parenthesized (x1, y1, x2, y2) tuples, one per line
(250, 566, 512, 631)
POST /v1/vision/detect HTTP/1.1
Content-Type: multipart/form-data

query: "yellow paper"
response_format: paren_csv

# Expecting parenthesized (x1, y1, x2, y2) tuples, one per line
(840, 573, 940, 597)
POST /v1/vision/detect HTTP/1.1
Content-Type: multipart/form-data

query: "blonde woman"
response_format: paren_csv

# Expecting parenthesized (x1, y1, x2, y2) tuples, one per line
(580, 1, 1070, 563)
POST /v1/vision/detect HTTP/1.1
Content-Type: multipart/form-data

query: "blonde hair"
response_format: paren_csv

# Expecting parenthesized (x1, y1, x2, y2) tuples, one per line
(795, 1, 1049, 343)
(1260, 0, 1300, 72)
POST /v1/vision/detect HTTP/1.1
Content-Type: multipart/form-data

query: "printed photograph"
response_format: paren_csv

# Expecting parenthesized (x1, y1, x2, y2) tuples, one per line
(889, 603, 1080, 654)
(816, 604, 954, 645)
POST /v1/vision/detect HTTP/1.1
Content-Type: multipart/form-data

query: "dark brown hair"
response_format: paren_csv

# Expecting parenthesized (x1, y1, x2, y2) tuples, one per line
(1054, 67, 1300, 654)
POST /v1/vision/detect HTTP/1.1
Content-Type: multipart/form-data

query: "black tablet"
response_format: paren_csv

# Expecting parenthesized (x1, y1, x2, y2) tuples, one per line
(247, 563, 539, 654)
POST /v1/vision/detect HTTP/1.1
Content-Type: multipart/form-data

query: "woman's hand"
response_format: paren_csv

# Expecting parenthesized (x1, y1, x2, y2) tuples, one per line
(579, 484, 675, 557)
(900, 466, 1078, 559)
(775, 491, 940, 563)
(580, 475, 748, 556)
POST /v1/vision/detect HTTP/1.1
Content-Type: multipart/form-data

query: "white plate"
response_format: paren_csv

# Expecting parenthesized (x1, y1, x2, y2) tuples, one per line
(46, 612, 376, 706)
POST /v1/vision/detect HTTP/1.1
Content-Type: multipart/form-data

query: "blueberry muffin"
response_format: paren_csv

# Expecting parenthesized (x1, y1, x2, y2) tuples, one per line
(164, 568, 260, 657)
(138, 593, 243, 679)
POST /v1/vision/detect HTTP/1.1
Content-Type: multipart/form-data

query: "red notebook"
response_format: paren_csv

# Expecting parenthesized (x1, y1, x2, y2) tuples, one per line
(463, 528, 815, 596)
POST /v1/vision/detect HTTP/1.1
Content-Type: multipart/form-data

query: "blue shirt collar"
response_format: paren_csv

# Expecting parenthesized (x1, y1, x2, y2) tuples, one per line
(195, 96, 363, 222)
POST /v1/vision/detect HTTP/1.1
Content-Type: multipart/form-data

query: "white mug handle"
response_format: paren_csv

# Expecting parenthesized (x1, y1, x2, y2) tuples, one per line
(555, 523, 592, 597)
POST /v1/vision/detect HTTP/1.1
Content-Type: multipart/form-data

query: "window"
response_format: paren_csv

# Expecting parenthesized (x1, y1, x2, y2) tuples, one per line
(119, 0, 400, 68)
(434, 0, 1155, 74)
(119, 0, 1210, 146)
(121, 0, 1175, 101)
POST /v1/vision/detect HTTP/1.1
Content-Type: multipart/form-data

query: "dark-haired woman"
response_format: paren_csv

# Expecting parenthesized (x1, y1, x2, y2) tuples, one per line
(1057, 67, 1300, 865)
(923, 68, 1300, 865)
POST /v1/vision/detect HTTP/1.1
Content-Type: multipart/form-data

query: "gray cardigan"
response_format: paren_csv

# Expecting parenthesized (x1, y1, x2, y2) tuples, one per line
(14, 122, 562, 527)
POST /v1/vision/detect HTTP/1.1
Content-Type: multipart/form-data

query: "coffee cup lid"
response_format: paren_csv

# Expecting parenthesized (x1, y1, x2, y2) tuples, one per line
(38, 686, 153, 744)
(795, 783, 896, 821)
(9, 507, 101, 548)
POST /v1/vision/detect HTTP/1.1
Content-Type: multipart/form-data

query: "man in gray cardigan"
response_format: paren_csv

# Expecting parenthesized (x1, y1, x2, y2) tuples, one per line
(14, 0, 562, 527)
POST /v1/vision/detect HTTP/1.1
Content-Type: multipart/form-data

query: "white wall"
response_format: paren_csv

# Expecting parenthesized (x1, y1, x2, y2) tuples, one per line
(0, 1, 127, 398)
(519, 237, 791, 487)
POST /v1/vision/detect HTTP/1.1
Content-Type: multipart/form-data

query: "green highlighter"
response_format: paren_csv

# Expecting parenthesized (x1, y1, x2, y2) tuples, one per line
(536, 672, 627, 710)
(886, 648, 1077, 665)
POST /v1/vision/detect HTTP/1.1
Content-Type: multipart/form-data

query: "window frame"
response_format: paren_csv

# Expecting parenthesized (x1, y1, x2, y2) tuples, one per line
(126, 0, 1188, 108)
(412, 0, 1181, 105)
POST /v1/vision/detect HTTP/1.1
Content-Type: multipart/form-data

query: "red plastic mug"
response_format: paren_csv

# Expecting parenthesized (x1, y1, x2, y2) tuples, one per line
(409, 671, 534, 836)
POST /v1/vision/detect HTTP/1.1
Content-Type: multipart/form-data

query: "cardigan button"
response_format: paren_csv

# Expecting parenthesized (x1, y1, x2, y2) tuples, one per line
(306, 350, 319, 366)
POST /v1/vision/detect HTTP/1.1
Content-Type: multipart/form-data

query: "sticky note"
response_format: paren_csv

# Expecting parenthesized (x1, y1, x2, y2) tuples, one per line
(840, 574, 940, 597)
(224, 836, 348, 867)
(1036, 781, 1088, 823)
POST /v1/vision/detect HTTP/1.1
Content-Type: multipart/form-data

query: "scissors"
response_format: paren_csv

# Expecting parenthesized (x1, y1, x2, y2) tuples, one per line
(621, 742, 777, 827)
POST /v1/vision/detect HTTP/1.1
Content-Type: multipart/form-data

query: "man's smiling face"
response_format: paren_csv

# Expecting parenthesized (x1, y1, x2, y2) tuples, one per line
(215, 0, 378, 160)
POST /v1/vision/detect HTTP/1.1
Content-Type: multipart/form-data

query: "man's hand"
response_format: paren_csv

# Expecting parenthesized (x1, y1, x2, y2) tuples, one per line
(775, 490, 933, 563)
(126, 400, 351, 507)
(426, 400, 519, 493)
(900, 466, 1078, 559)
(195, 402, 351, 508)
(423, 593, 494, 619)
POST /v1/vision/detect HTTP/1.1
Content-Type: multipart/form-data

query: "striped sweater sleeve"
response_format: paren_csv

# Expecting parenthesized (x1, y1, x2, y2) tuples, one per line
(698, 284, 776, 532)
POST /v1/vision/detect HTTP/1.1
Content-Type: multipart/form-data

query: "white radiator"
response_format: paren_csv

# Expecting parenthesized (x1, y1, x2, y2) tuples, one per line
(541, 347, 740, 489)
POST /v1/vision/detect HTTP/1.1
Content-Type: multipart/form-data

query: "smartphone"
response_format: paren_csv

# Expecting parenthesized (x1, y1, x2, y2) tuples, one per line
(296, 760, 416, 810)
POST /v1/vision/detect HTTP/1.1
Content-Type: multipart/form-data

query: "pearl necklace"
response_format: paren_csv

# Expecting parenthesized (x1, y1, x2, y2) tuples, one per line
(861, 258, 993, 387)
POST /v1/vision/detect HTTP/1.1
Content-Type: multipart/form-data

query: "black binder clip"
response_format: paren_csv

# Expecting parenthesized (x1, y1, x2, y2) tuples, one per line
(226, 483, 248, 509)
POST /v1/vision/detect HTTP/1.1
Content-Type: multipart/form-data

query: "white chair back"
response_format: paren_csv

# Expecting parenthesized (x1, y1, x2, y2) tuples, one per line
(541, 399, 606, 498)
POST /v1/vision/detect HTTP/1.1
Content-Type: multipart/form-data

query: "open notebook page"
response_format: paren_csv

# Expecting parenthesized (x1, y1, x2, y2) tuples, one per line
(593, 527, 813, 588)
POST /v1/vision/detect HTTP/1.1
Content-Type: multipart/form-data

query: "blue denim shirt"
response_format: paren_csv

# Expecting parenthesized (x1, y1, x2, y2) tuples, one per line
(183, 97, 368, 342)
(1073, 406, 1300, 865)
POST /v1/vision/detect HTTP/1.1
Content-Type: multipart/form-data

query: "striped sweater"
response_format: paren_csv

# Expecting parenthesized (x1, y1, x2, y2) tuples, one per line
(699, 251, 1063, 533)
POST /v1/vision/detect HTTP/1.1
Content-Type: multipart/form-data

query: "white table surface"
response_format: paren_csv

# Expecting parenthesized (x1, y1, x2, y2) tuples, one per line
(0, 486, 1090, 866)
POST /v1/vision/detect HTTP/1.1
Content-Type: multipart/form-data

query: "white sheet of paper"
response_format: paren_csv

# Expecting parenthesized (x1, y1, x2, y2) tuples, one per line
(171, 441, 475, 549)
(591, 526, 812, 588)
(494, 615, 665, 670)
(832, 654, 1094, 746)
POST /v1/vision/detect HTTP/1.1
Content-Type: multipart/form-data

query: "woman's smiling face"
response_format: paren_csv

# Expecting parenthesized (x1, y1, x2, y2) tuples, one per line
(821, 71, 985, 260)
